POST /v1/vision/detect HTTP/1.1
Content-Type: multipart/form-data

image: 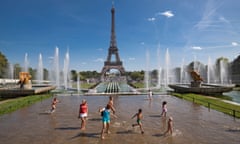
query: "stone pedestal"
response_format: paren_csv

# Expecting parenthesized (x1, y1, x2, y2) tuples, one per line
(23, 81, 32, 89)
(191, 81, 201, 87)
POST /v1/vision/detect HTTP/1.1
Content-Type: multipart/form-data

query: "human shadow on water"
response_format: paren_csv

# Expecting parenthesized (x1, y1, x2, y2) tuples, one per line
(88, 118, 102, 121)
(226, 128, 240, 133)
(152, 133, 165, 137)
(116, 130, 134, 134)
(70, 132, 100, 139)
(149, 115, 161, 118)
(55, 127, 80, 130)
(38, 112, 51, 115)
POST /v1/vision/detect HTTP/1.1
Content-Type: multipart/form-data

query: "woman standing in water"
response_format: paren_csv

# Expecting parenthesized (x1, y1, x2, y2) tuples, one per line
(79, 99, 88, 130)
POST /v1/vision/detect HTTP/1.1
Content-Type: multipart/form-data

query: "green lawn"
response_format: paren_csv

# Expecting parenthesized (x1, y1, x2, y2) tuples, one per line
(0, 94, 52, 116)
(172, 93, 240, 118)
(71, 82, 97, 89)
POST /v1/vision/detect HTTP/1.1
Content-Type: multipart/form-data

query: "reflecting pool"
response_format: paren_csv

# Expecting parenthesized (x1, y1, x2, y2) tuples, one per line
(0, 94, 239, 144)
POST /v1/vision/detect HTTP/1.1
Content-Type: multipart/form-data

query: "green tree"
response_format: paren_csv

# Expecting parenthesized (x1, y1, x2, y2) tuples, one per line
(13, 64, 21, 79)
(43, 68, 48, 80)
(71, 70, 78, 81)
(0, 52, 9, 78)
(128, 71, 144, 81)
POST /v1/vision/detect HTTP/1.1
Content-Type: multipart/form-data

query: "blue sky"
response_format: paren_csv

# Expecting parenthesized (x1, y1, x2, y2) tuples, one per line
(0, 0, 240, 72)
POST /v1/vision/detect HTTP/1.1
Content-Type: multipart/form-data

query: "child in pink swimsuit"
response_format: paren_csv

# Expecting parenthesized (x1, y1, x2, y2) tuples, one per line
(160, 101, 167, 117)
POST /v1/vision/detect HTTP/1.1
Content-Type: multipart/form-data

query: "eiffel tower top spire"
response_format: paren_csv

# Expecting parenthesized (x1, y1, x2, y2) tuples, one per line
(110, 2, 117, 48)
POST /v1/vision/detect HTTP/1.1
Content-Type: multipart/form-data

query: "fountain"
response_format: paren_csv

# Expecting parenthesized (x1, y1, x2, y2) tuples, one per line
(144, 50, 150, 90)
(63, 50, 70, 89)
(0, 71, 56, 98)
(165, 48, 170, 87)
(168, 69, 234, 95)
(220, 59, 229, 84)
(105, 82, 120, 93)
(77, 74, 81, 93)
(37, 53, 43, 84)
(24, 53, 29, 72)
(157, 48, 162, 88)
(0, 48, 63, 98)
(54, 47, 60, 88)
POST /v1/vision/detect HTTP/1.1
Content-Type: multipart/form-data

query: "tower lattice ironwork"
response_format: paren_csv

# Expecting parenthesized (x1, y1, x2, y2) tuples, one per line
(101, 5, 125, 77)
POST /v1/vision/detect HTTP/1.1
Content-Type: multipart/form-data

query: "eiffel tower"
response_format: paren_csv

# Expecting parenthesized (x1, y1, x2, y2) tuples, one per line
(101, 4, 125, 79)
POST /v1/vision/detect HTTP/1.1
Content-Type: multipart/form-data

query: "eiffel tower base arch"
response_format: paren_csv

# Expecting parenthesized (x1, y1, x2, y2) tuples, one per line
(101, 65, 125, 82)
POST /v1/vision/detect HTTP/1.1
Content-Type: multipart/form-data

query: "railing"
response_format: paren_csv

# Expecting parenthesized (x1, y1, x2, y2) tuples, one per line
(174, 94, 240, 118)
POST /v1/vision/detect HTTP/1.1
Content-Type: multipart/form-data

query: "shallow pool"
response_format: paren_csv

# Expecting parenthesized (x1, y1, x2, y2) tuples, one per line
(0, 94, 239, 144)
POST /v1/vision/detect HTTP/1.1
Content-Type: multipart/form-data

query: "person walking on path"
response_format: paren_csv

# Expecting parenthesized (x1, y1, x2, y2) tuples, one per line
(79, 99, 88, 130)
(131, 108, 144, 134)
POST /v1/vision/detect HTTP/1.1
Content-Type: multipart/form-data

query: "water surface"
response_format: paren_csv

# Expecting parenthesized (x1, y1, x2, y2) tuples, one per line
(0, 95, 239, 144)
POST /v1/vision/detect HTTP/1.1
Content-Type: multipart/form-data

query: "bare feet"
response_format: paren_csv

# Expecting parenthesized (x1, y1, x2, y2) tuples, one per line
(107, 131, 111, 134)
(80, 127, 86, 130)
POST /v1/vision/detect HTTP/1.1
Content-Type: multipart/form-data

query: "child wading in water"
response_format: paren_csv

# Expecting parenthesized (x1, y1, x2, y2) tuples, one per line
(108, 96, 116, 114)
(50, 97, 60, 113)
(132, 109, 144, 134)
(78, 99, 88, 130)
(160, 101, 167, 117)
(99, 104, 117, 139)
(164, 116, 173, 135)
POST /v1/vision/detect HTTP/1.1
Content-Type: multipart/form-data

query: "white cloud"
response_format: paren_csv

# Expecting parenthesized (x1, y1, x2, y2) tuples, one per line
(202, 43, 238, 49)
(97, 48, 103, 51)
(159, 11, 174, 18)
(192, 46, 202, 50)
(81, 62, 87, 65)
(129, 57, 135, 61)
(147, 17, 156, 22)
(231, 42, 238, 46)
(94, 58, 104, 62)
(194, 1, 223, 30)
(219, 16, 229, 24)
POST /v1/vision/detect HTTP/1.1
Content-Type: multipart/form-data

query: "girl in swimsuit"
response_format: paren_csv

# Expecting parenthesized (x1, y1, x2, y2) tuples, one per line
(99, 104, 116, 139)
(50, 97, 60, 113)
(79, 99, 88, 130)
(131, 109, 144, 134)
(160, 101, 167, 117)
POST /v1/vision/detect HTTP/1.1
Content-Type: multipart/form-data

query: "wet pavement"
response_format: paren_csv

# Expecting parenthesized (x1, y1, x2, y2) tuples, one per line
(0, 94, 239, 144)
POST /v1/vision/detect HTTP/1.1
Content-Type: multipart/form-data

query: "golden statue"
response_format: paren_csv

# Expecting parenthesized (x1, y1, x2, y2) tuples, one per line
(190, 70, 203, 82)
(18, 72, 32, 89)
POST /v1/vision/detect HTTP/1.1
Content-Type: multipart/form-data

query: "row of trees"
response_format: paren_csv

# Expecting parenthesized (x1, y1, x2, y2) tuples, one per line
(0, 52, 148, 82)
